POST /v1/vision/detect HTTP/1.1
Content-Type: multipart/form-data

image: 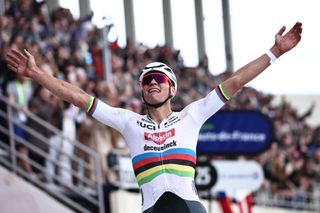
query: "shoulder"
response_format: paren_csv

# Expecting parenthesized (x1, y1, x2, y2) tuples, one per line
(92, 98, 141, 120)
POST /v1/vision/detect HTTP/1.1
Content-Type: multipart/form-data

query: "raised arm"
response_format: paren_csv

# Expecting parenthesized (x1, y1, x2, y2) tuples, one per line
(5, 49, 91, 111)
(222, 22, 302, 97)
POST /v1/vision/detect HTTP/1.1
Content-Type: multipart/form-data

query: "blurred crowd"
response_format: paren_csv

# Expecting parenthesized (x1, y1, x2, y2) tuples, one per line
(0, 0, 319, 209)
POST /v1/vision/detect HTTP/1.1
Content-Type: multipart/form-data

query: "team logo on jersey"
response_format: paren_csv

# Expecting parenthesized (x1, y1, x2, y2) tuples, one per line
(164, 116, 181, 128)
(144, 128, 175, 145)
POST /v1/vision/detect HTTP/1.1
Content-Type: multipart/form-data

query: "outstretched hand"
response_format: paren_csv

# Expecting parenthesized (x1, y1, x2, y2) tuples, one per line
(6, 49, 37, 77)
(274, 22, 302, 55)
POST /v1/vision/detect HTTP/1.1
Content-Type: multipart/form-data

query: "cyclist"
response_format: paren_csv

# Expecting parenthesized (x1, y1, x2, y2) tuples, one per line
(6, 22, 302, 213)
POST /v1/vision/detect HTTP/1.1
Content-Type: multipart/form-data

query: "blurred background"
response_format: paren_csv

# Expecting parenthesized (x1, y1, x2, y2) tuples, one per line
(0, 0, 319, 213)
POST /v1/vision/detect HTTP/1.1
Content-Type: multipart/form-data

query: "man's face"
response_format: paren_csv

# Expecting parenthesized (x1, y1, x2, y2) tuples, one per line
(141, 72, 175, 104)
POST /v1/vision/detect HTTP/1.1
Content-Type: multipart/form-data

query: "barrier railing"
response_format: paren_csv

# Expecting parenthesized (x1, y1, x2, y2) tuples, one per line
(0, 93, 105, 213)
(253, 187, 320, 212)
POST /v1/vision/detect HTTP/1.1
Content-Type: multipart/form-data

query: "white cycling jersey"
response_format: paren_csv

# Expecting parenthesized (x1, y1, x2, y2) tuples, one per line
(86, 84, 229, 212)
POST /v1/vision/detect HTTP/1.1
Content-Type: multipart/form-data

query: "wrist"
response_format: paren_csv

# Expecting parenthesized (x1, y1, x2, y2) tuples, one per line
(269, 45, 283, 58)
(266, 45, 284, 64)
(266, 50, 277, 64)
(29, 66, 42, 79)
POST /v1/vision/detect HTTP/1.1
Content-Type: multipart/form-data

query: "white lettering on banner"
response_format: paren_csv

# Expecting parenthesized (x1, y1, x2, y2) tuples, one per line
(198, 130, 266, 142)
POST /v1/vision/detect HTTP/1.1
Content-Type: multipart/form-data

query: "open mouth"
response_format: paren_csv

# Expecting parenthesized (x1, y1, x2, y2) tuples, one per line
(148, 88, 160, 93)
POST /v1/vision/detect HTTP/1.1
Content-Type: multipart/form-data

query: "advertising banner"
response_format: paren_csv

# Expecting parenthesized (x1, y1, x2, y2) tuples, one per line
(195, 160, 264, 194)
(197, 111, 273, 154)
(210, 160, 264, 193)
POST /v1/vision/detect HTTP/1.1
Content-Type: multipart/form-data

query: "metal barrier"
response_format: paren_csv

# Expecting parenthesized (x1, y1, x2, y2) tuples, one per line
(253, 187, 320, 212)
(0, 94, 105, 213)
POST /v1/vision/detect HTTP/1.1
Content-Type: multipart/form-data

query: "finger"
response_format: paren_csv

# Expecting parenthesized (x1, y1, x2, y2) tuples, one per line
(6, 52, 20, 64)
(11, 49, 28, 61)
(23, 49, 32, 58)
(276, 26, 286, 36)
(7, 64, 18, 72)
(297, 35, 301, 41)
(5, 54, 18, 64)
(6, 50, 16, 58)
(296, 34, 302, 42)
(290, 22, 302, 33)
(5, 57, 20, 69)
(291, 22, 299, 29)
(5, 56, 19, 65)
(5, 56, 18, 66)
(296, 27, 302, 34)
(294, 22, 302, 28)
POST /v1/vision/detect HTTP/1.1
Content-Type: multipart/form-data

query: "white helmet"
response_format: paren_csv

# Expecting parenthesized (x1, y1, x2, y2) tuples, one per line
(139, 62, 177, 91)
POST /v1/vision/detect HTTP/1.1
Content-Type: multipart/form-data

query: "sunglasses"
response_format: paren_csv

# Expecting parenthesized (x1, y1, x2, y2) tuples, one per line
(141, 73, 170, 86)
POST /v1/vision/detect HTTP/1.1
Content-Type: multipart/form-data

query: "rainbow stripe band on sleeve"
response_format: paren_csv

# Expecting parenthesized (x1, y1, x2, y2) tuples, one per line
(215, 83, 231, 102)
(86, 96, 97, 115)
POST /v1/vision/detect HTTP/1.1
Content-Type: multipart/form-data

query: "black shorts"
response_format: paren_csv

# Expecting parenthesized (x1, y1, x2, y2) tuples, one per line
(143, 192, 207, 213)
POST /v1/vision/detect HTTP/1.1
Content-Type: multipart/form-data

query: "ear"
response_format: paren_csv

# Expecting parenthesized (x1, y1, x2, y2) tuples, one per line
(170, 86, 176, 96)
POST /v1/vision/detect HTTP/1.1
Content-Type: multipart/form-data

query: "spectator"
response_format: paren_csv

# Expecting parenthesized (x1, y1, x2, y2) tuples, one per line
(0, 1, 318, 210)
(6, 74, 33, 174)
(28, 85, 63, 178)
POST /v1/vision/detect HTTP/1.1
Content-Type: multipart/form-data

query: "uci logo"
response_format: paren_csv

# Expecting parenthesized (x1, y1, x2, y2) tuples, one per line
(137, 121, 156, 130)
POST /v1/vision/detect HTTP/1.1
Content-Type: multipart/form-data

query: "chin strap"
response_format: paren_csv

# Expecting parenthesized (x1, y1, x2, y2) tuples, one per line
(142, 90, 172, 109)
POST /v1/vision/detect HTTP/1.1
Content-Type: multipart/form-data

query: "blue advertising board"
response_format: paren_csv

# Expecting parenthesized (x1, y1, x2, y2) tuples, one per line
(197, 111, 273, 154)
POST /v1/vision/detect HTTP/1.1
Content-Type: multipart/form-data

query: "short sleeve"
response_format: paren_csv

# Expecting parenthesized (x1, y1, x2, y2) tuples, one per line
(87, 97, 136, 133)
(182, 83, 230, 125)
